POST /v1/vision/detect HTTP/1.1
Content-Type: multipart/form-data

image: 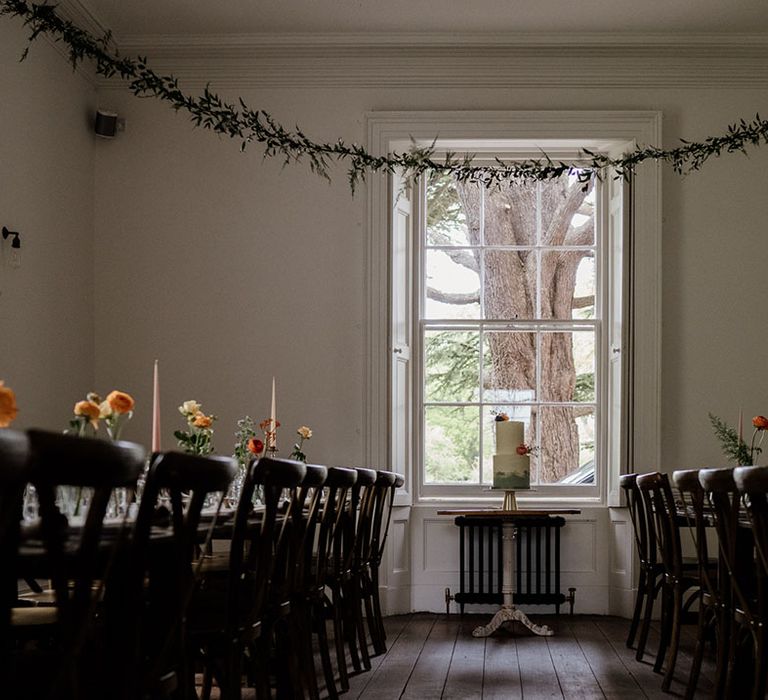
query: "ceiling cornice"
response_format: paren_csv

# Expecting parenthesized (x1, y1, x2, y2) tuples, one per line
(42, 4, 768, 90)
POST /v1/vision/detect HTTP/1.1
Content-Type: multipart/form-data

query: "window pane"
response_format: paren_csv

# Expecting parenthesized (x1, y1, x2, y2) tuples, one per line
(538, 406, 595, 485)
(425, 249, 480, 319)
(426, 174, 480, 246)
(483, 332, 537, 403)
(484, 250, 536, 320)
(424, 330, 480, 403)
(540, 331, 595, 402)
(484, 182, 536, 246)
(572, 256, 596, 320)
(540, 173, 595, 246)
(482, 407, 534, 485)
(539, 250, 594, 319)
(425, 405, 480, 484)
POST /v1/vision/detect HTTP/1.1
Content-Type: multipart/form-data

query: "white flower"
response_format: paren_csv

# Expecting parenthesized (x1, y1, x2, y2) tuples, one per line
(179, 400, 201, 417)
(99, 400, 113, 419)
(297, 426, 312, 440)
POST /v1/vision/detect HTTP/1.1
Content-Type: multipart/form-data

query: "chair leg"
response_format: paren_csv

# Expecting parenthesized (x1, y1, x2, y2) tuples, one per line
(315, 603, 339, 700)
(329, 591, 349, 691)
(627, 568, 647, 649)
(368, 572, 387, 656)
(636, 572, 658, 661)
(752, 626, 767, 700)
(661, 585, 684, 691)
(654, 585, 671, 673)
(684, 599, 708, 700)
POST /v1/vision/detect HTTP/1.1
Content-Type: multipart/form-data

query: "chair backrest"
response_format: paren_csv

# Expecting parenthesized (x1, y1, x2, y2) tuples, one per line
(349, 468, 378, 573)
(0, 430, 30, 655)
(368, 471, 398, 567)
(701, 466, 756, 615)
(312, 467, 357, 592)
(254, 457, 307, 608)
(27, 430, 145, 622)
(636, 472, 682, 580)
(25, 430, 145, 698)
(673, 469, 718, 597)
(121, 450, 236, 694)
(734, 465, 768, 586)
(619, 473, 656, 568)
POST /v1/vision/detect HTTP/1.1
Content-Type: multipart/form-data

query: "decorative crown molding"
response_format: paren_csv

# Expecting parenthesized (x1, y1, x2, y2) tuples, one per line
(33, 5, 768, 90)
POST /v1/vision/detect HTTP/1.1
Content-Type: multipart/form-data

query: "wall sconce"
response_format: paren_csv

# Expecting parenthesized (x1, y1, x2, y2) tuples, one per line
(2, 226, 22, 268)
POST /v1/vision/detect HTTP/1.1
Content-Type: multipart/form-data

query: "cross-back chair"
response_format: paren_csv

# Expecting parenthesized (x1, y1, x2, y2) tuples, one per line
(636, 471, 702, 691)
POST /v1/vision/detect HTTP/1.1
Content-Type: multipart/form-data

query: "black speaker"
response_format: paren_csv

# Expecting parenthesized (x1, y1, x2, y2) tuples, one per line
(94, 110, 118, 138)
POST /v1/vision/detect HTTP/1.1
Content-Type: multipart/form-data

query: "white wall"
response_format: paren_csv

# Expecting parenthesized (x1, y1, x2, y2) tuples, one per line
(0, 21, 96, 430)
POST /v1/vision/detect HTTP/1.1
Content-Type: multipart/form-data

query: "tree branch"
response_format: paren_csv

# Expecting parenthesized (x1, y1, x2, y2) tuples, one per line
(572, 295, 595, 309)
(426, 288, 480, 305)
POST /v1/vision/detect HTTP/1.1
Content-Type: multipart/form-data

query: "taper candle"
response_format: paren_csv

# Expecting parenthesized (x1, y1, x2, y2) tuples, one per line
(151, 359, 161, 452)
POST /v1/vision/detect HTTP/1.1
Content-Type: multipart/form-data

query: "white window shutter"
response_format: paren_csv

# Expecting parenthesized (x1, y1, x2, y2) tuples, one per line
(390, 172, 413, 505)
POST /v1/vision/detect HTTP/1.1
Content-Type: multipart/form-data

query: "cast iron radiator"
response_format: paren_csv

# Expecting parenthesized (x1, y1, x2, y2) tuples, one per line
(450, 515, 571, 614)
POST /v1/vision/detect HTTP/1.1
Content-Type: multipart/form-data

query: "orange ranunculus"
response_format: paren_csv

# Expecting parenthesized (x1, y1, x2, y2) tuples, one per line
(74, 399, 101, 428)
(107, 390, 135, 414)
(753, 416, 768, 430)
(247, 437, 264, 455)
(193, 413, 213, 429)
(0, 381, 18, 428)
(516, 443, 531, 456)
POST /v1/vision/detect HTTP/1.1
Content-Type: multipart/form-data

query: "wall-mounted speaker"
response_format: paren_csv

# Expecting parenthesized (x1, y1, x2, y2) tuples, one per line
(94, 110, 118, 138)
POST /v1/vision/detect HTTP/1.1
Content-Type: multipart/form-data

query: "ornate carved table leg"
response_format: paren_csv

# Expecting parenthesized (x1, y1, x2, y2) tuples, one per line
(472, 520, 554, 638)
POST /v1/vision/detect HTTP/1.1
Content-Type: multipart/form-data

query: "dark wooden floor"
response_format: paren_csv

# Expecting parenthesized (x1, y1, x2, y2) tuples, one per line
(344, 613, 716, 699)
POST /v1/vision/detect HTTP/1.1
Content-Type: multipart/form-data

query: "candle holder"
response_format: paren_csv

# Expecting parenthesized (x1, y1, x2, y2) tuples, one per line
(502, 489, 518, 511)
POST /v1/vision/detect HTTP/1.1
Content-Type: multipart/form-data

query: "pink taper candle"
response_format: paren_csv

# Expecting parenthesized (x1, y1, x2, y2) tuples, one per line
(151, 359, 161, 452)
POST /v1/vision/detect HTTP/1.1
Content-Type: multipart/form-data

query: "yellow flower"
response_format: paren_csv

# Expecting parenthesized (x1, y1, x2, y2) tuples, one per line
(74, 399, 101, 428)
(297, 426, 312, 440)
(193, 413, 213, 429)
(99, 400, 113, 419)
(107, 390, 134, 415)
(0, 381, 18, 428)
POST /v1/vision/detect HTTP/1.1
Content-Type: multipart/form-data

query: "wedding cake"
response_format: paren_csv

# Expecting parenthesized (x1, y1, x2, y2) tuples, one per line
(492, 418, 531, 490)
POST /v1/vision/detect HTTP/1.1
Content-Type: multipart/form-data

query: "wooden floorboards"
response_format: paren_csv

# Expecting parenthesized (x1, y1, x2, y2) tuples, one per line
(345, 613, 716, 699)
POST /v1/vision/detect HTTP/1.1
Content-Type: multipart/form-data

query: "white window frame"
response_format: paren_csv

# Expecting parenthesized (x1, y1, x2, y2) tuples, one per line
(365, 111, 661, 507)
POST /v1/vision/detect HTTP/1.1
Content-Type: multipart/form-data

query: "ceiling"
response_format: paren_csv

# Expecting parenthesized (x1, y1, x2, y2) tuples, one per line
(80, 0, 768, 37)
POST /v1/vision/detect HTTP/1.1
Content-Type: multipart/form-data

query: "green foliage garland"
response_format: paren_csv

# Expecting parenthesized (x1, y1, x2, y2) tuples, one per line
(4, 0, 768, 190)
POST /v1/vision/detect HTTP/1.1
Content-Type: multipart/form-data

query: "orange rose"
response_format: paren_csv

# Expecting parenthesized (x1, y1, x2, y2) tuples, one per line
(753, 416, 768, 430)
(74, 399, 101, 428)
(247, 437, 264, 455)
(193, 413, 213, 429)
(516, 443, 531, 456)
(0, 381, 18, 428)
(107, 390, 135, 414)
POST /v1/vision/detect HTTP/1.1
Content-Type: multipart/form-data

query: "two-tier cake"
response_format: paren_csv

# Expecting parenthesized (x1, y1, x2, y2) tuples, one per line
(492, 417, 531, 490)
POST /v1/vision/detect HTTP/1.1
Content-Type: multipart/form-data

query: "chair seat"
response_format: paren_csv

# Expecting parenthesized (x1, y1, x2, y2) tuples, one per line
(11, 605, 58, 626)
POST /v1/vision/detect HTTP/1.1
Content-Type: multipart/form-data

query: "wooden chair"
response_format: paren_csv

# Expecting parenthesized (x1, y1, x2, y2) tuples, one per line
(184, 456, 304, 700)
(13, 430, 145, 700)
(729, 466, 768, 699)
(636, 472, 702, 691)
(673, 469, 727, 700)
(0, 430, 30, 681)
(619, 473, 664, 660)
(308, 466, 357, 700)
(360, 470, 400, 656)
(105, 450, 237, 700)
(700, 467, 761, 699)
